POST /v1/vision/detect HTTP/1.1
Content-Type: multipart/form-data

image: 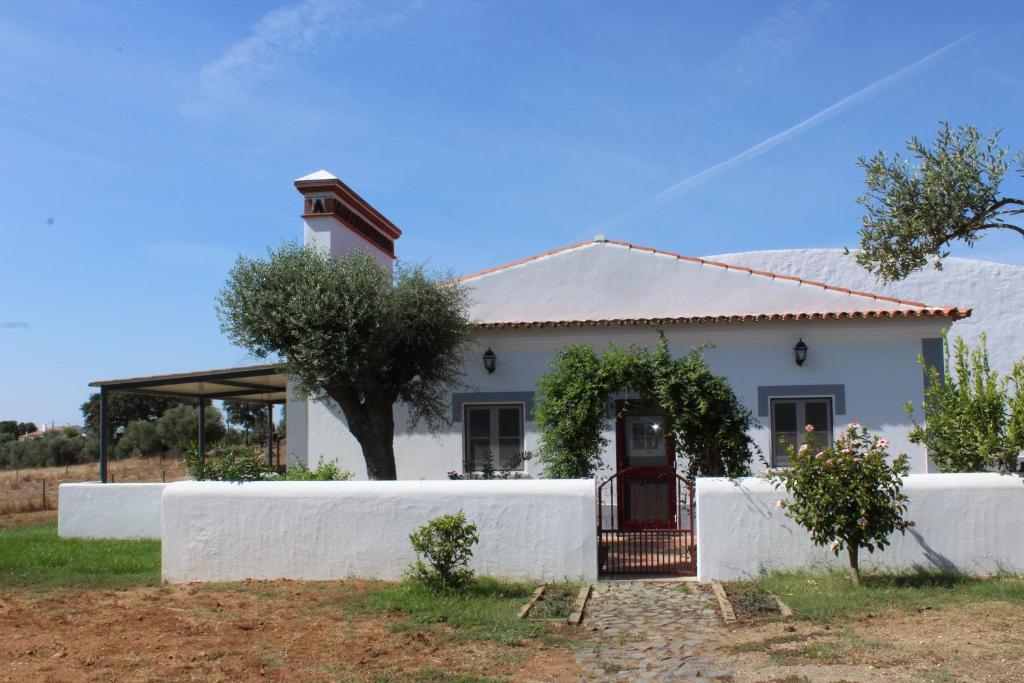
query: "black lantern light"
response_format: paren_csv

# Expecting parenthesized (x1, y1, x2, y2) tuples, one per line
(483, 347, 497, 374)
(793, 338, 808, 367)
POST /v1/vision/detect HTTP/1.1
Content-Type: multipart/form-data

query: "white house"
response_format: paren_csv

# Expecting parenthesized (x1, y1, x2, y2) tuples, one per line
(286, 170, 971, 479)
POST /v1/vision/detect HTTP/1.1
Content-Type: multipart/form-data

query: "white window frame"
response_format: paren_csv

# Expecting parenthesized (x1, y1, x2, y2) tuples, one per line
(462, 403, 526, 472)
(770, 396, 833, 467)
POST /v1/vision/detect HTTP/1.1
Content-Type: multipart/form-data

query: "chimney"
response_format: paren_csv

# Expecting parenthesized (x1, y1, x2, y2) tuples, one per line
(294, 170, 402, 268)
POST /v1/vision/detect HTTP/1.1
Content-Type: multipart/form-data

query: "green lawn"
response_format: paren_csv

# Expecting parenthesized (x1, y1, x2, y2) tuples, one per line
(744, 570, 1024, 622)
(0, 522, 161, 589)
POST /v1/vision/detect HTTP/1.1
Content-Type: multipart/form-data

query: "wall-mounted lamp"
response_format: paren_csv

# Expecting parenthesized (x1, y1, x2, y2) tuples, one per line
(793, 338, 808, 367)
(483, 347, 497, 374)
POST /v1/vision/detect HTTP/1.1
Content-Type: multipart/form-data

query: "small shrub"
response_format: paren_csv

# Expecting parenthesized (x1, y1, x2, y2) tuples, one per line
(407, 511, 479, 590)
(182, 443, 276, 481)
(283, 457, 352, 481)
(770, 422, 912, 586)
(447, 451, 530, 479)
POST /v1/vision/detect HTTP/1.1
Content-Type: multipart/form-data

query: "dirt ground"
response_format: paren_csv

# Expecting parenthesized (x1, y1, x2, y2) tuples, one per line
(719, 601, 1024, 682)
(0, 581, 582, 683)
(0, 457, 187, 516)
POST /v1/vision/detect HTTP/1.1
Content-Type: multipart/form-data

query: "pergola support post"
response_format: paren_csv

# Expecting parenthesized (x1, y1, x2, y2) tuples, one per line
(198, 399, 206, 462)
(99, 388, 109, 483)
(266, 404, 274, 467)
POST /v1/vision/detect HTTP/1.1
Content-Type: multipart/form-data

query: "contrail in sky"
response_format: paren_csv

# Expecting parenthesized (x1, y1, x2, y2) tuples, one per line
(590, 30, 976, 235)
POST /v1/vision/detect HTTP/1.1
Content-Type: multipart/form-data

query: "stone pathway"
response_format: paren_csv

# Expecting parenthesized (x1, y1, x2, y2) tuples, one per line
(575, 580, 736, 682)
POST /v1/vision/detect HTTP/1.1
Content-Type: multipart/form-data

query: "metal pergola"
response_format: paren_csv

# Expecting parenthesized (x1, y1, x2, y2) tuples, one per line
(88, 363, 287, 483)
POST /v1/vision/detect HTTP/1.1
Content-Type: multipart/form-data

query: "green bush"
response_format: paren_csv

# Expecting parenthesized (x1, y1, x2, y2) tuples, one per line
(407, 511, 480, 590)
(283, 457, 352, 481)
(771, 423, 911, 586)
(0, 431, 88, 470)
(157, 404, 225, 452)
(115, 419, 165, 458)
(182, 443, 275, 481)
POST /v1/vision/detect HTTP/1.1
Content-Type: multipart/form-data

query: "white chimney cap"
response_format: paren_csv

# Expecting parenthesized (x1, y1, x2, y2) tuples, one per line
(295, 169, 338, 182)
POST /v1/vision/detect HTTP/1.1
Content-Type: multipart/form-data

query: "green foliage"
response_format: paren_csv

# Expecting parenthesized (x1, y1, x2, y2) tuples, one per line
(856, 122, 1024, 281)
(408, 511, 480, 590)
(907, 334, 1023, 473)
(114, 419, 166, 458)
(0, 522, 160, 589)
(182, 442, 275, 481)
(81, 393, 192, 441)
(0, 431, 89, 470)
(771, 423, 911, 585)
(156, 403, 225, 452)
(217, 244, 472, 480)
(283, 456, 352, 481)
(223, 401, 271, 444)
(0, 421, 37, 440)
(533, 335, 756, 480)
(447, 450, 530, 480)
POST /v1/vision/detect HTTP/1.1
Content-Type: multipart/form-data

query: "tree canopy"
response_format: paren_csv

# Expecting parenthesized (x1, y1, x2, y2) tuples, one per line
(81, 393, 193, 440)
(533, 335, 757, 481)
(217, 244, 473, 480)
(856, 122, 1024, 281)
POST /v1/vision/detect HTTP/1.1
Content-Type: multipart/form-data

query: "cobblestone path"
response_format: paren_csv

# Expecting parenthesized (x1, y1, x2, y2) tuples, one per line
(575, 580, 736, 682)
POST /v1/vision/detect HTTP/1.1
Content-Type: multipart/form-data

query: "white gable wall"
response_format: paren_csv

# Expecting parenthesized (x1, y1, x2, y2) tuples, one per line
(290, 316, 947, 479)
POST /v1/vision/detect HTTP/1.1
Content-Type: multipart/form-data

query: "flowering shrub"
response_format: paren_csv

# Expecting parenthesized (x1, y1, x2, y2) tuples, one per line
(770, 423, 912, 586)
(407, 511, 479, 590)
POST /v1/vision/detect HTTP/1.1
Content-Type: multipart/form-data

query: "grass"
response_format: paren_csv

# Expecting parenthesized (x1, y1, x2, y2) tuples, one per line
(0, 521, 161, 589)
(345, 577, 564, 645)
(748, 570, 1024, 622)
(528, 581, 583, 619)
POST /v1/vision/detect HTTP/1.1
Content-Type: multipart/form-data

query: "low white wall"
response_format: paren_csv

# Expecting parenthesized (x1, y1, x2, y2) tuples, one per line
(161, 479, 597, 583)
(58, 482, 166, 540)
(696, 473, 1024, 581)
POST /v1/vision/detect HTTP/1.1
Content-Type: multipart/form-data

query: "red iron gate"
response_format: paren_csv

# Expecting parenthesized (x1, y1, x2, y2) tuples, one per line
(597, 468, 696, 576)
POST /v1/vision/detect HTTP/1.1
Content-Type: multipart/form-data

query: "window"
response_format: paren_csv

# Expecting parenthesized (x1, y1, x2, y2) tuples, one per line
(770, 397, 832, 467)
(463, 404, 525, 471)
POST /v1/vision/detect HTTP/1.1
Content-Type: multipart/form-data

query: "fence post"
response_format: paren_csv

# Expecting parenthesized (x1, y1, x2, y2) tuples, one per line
(41, 479, 46, 510)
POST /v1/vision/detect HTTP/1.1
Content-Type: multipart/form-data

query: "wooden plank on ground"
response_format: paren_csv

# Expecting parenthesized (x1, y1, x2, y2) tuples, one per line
(517, 585, 546, 619)
(711, 580, 736, 623)
(567, 584, 592, 625)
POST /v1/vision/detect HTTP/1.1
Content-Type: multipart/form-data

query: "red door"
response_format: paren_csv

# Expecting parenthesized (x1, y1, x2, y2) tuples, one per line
(615, 407, 676, 529)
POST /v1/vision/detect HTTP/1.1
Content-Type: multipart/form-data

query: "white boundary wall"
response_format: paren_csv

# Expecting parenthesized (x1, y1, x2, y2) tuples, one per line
(696, 473, 1024, 581)
(58, 482, 166, 540)
(161, 479, 597, 583)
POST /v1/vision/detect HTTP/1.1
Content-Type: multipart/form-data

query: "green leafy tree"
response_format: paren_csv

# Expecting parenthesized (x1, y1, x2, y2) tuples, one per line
(217, 245, 472, 480)
(156, 404, 225, 452)
(407, 511, 479, 590)
(81, 393, 192, 441)
(16, 422, 37, 436)
(772, 423, 912, 586)
(907, 334, 1022, 473)
(0, 421, 18, 440)
(856, 122, 1024, 281)
(223, 401, 270, 444)
(533, 336, 756, 480)
(115, 419, 166, 458)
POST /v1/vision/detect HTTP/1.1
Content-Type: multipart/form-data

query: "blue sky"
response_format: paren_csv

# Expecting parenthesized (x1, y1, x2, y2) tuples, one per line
(1, 0, 1023, 425)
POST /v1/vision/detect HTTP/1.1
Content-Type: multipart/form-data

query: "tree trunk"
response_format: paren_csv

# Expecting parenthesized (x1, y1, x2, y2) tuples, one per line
(329, 386, 398, 480)
(847, 545, 861, 587)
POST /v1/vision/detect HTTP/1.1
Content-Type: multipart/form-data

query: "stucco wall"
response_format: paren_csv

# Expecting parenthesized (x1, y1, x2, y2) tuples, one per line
(291, 317, 948, 479)
(58, 482, 166, 540)
(161, 479, 597, 583)
(708, 249, 1024, 376)
(695, 474, 1024, 581)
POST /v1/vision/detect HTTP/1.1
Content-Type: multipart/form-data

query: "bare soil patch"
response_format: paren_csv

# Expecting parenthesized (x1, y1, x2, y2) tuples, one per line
(0, 580, 582, 682)
(0, 457, 187, 517)
(719, 601, 1024, 682)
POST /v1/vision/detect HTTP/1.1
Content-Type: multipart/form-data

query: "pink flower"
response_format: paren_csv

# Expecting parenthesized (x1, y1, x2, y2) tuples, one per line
(908, 520, 916, 527)
(854, 457, 862, 464)
(857, 517, 868, 526)
(775, 500, 785, 509)
(805, 424, 815, 433)
(826, 459, 834, 465)
(830, 540, 841, 552)
(815, 451, 825, 459)
(848, 422, 861, 430)
(842, 447, 852, 454)
(799, 444, 809, 453)
(877, 438, 890, 449)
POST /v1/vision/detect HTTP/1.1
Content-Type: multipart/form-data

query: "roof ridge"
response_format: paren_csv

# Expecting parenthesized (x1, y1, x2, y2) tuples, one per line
(458, 239, 933, 309)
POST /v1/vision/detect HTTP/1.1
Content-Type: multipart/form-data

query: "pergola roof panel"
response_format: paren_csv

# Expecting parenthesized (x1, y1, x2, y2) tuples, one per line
(89, 363, 287, 404)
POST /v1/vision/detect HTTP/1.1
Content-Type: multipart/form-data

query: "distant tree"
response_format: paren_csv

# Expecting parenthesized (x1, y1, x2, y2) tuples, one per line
(81, 393, 193, 441)
(856, 123, 1024, 281)
(223, 401, 270, 444)
(16, 422, 37, 436)
(217, 245, 472, 480)
(156, 404, 225, 452)
(115, 419, 166, 458)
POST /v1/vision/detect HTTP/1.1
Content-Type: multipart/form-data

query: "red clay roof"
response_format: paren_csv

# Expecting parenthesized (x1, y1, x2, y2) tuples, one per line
(459, 239, 936, 304)
(472, 307, 970, 329)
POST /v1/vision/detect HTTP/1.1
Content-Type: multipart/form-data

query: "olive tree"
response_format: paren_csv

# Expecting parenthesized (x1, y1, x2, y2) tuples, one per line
(217, 244, 472, 480)
(856, 123, 1024, 281)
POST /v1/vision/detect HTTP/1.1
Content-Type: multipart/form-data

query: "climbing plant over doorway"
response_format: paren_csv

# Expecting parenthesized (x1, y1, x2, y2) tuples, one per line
(533, 334, 758, 480)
